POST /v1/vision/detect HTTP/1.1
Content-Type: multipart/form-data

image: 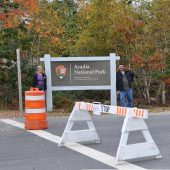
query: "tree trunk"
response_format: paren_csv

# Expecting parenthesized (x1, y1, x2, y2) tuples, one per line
(161, 81, 166, 104)
(146, 87, 151, 104)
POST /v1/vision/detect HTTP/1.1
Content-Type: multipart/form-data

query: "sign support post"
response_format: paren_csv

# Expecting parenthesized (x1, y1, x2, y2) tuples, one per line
(110, 53, 120, 105)
(44, 54, 53, 112)
(16, 49, 23, 114)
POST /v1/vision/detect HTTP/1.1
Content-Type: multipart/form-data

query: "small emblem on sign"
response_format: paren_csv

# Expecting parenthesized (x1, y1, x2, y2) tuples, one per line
(55, 65, 67, 80)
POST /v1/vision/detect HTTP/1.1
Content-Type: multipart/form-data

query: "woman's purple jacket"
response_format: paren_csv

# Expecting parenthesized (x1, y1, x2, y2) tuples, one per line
(33, 73, 47, 91)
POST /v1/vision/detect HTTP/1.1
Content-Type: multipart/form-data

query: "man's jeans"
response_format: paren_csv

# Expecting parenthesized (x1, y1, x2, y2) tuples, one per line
(120, 88, 133, 108)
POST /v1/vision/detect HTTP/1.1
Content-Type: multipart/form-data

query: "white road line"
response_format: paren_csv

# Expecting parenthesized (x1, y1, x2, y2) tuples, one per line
(0, 119, 146, 170)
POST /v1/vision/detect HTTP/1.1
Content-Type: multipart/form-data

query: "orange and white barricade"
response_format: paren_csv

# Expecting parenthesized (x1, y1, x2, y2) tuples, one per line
(59, 102, 161, 164)
(25, 88, 48, 130)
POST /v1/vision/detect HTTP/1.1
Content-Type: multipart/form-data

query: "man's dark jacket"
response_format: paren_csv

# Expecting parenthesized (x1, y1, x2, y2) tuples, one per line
(116, 70, 135, 91)
(33, 73, 47, 91)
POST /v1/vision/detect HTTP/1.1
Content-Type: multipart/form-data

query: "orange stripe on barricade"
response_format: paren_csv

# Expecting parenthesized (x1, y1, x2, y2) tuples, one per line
(25, 113, 46, 121)
(117, 107, 121, 115)
(75, 102, 80, 110)
(25, 91, 45, 96)
(139, 110, 142, 117)
(87, 104, 89, 111)
(139, 109, 144, 118)
(120, 108, 123, 116)
(116, 107, 119, 115)
(135, 108, 138, 117)
(139, 110, 141, 117)
(116, 107, 127, 116)
(89, 104, 93, 111)
(123, 108, 127, 116)
(121, 108, 124, 116)
(141, 110, 144, 117)
(119, 107, 122, 116)
(25, 120, 47, 130)
(84, 103, 92, 111)
(133, 108, 145, 118)
(136, 109, 139, 117)
(137, 109, 139, 117)
(25, 100, 45, 109)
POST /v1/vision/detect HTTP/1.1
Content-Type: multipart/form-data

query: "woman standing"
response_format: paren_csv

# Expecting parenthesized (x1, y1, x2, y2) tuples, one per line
(33, 66, 47, 91)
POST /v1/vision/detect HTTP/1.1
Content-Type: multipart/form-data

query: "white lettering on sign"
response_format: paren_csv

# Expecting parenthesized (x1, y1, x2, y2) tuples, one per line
(73, 64, 107, 76)
(74, 69, 106, 75)
(74, 64, 90, 69)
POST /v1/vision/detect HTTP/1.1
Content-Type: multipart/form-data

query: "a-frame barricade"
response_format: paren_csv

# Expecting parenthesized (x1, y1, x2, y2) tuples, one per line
(115, 108, 162, 164)
(59, 102, 162, 164)
(58, 102, 100, 147)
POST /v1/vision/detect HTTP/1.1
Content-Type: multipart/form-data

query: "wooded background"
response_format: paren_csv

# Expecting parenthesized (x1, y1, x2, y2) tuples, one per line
(0, 0, 169, 111)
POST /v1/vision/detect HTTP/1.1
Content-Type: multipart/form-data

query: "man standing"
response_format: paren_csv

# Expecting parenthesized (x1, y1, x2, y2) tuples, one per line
(116, 64, 135, 107)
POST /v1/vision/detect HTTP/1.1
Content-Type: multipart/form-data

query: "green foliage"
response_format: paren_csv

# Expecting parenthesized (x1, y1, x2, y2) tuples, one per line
(0, 0, 169, 109)
(49, 0, 83, 56)
(0, 28, 19, 60)
(52, 90, 110, 111)
(0, 58, 36, 109)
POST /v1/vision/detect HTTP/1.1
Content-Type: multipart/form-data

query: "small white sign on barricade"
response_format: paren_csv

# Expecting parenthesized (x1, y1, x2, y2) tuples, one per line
(92, 102, 101, 115)
(59, 102, 162, 164)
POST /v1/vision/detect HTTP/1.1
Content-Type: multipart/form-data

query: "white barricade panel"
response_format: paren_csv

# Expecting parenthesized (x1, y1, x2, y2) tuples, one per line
(92, 103, 148, 119)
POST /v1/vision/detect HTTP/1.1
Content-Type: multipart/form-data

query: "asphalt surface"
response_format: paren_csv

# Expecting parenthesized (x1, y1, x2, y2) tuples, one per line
(0, 113, 170, 170)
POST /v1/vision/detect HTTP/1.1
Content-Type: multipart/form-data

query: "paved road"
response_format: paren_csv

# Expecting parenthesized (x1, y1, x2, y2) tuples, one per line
(0, 113, 170, 170)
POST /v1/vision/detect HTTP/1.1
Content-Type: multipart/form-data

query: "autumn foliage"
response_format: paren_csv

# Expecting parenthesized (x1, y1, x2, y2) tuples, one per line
(0, 0, 38, 28)
(0, 0, 170, 108)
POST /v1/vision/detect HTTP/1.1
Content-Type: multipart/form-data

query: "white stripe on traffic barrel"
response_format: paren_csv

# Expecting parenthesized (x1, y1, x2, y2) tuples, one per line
(25, 108, 46, 114)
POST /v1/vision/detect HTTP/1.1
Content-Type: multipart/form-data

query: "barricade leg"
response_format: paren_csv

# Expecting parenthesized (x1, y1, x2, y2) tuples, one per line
(58, 104, 100, 147)
(115, 116, 162, 165)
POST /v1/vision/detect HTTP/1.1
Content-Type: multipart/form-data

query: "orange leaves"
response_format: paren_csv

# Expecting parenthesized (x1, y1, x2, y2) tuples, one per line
(131, 52, 165, 71)
(116, 17, 145, 44)
(0, 14, 5, 21)
(0, 0, 39, 29)
(131, 54, 145, 68)
(56, 28, 64, 35)
(25, 6, 63, 53)
(51, 37, 60, 45)
(150, 52, 166, 70)
(0, 13, 19, 29)
(135, 20, 145, 28)
(35, 25, 41, 33)
(14, 0, 39, 14)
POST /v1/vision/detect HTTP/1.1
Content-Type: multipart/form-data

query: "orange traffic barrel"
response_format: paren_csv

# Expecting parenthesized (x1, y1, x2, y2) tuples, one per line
(25, 87, 48, 130)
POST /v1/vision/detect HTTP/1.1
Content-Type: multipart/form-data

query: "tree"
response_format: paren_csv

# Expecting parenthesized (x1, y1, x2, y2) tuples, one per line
(72, 0, 170, 104)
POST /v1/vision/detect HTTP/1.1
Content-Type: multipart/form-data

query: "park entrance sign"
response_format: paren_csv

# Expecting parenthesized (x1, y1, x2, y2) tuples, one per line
(40, 53, 120, 111)
(51, 60, 110, 86)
